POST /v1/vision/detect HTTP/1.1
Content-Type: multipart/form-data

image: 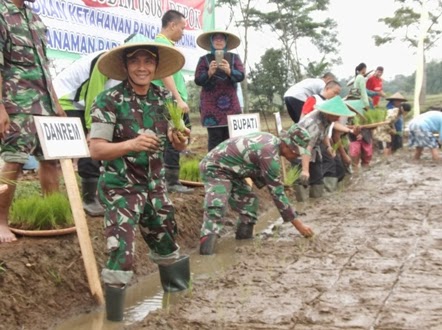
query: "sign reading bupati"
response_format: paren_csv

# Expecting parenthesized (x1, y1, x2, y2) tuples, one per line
(35, 116, 90, 159)
(227, 113, 261, 138)
(29, 0, 215, 72)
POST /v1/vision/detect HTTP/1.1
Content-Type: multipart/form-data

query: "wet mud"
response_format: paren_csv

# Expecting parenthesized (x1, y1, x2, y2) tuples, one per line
(129, 150, 442, 330)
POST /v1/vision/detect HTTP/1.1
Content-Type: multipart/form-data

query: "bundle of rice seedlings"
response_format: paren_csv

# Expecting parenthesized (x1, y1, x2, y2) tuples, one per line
(284, 165, 302, 186)
(353, 108, 387, 126)
(164, 100, 186, 132)
(10, 192, 74, 230)
(179, 157, 201, 182)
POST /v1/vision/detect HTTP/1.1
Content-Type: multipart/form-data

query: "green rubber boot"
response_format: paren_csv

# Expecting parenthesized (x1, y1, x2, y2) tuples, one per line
(309, 184, 324, 198)
(323, 177, 338, 192)
(158, 255, 190, 292)
(294, 184, 309, 202)
(105, 285, 126, 322)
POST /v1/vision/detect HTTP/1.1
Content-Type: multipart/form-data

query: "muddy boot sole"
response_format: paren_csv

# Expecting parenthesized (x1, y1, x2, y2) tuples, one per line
(199, 234, 217, 255)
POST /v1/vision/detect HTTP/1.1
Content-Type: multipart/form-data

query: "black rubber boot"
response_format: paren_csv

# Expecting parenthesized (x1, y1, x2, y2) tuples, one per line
(165, 168, 194, 194)
(105, 285, 126, 322)
(235, 222, 255, 239)
(199, 234, 218, 255)
(81, 178, 104, 217)
(158, 255, 190, 292)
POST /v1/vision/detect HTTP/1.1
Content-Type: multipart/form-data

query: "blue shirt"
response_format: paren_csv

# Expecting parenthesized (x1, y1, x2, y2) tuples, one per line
(410, 111, 442, 141)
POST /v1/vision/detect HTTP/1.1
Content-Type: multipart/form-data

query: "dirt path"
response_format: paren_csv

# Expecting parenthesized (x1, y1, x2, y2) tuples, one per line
(129, 150, 442, 330)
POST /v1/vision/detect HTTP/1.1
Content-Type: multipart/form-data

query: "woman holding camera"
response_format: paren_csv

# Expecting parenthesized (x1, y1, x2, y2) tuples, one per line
(194, 31, 245, 151)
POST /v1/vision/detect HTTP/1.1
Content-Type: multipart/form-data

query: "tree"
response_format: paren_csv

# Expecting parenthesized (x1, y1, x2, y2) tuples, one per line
(374, 0, 442, 104)
(248, 48, 288, 112)
(249, 0, 340, 83)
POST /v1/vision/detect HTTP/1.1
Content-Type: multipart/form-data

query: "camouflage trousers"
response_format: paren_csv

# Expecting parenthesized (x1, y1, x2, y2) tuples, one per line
(100, 192, 178, 286)
(200, 167, 258, 237)
(0, 113, 45, 163)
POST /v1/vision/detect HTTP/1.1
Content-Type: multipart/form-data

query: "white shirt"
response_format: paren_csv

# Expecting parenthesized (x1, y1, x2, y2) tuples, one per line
(284, 78, 325, 102)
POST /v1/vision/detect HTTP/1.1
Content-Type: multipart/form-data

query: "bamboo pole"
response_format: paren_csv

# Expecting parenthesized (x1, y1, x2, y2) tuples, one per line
(414, 0, 429, 118)
(60, 158, 104, 305)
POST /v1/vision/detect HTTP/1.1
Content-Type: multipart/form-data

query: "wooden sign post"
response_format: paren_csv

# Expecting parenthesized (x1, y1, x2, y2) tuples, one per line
(227, 113, 261, 186)
(273, 112, 287, 182)
(34, 116, 104, 305)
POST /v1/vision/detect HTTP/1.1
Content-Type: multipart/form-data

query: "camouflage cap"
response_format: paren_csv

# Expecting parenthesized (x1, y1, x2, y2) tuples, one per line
(280, 124, 311, 156)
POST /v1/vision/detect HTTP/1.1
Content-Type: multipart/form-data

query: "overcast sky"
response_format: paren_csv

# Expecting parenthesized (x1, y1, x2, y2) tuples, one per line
(215, 0, 442, 81)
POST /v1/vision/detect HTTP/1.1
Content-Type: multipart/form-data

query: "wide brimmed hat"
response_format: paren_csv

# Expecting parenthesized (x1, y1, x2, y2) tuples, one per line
(197, 30, 241, 51)
(386, 92, 407, 101)
(316, 96, 356, 117)
(345, 100, 366, 116)
(280, 124, 311, 156)
(97, 42, 185, 81)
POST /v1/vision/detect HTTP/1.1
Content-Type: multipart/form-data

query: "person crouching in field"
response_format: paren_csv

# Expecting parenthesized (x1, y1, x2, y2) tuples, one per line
(199, 124, 314, 255)
(408, 110, 442, 161)
(374, 102, 411, 157)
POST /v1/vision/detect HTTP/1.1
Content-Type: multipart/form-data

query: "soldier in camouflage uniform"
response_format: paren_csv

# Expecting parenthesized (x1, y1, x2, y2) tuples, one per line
(0, 0, 65, 243)
(89, 41, 190, 321)
(199, 124, 314, 255)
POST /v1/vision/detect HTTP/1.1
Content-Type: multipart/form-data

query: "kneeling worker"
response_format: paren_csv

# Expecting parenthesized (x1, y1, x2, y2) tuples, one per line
(199, 124, 314, 255)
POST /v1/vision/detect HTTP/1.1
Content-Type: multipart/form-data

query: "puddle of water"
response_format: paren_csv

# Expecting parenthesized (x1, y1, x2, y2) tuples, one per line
(54, 206, 282, 330)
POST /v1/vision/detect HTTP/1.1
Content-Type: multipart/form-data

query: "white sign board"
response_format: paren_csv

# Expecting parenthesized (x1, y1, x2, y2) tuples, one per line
(273, 112, 283, 135)
(35, 116, 90, 160)
(227, 113, 261, 138)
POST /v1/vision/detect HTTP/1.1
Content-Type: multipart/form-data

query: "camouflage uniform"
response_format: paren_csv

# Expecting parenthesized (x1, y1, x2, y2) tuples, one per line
(0, 0, 58, 163)
(298, 110, 333, 185)
(90, 81, 179, 286)
(200, 132, 300, 237)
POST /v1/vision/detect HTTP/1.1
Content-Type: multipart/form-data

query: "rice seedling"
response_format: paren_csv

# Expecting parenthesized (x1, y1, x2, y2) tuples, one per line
(0, 172, 17, 186)
(179, 157, 201, 182)
(353, 108, 387, 126)
(164, 100, 186, 132)
(10, 192, 74, 230)
(284, 165, 301, 186)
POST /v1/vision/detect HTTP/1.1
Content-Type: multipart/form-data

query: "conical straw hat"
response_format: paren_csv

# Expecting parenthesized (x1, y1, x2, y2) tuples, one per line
(345, 100, 366, 116)
(386, 92, 407, 101)
(197, 30, 241, 51)
(315, 96, 356, 117)
(97, 42, 185, 81)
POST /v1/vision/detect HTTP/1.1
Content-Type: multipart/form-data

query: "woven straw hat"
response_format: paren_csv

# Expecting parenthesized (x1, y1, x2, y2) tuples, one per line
(97, 42, 185, 81)
(315, 96, 356, 117)
(197, 30, 241, 51)
(386, 92, 407, 101)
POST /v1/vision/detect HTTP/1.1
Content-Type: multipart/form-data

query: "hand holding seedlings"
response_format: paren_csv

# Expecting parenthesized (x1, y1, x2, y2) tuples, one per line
(168, 127, 190, 151)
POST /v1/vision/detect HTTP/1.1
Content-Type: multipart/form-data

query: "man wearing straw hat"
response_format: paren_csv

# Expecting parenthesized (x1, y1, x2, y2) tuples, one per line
(295, 96, 356, 201)
(385, 92, 408, 152)
(199, 124, 314, 255)
(194, 30, 245, 151)
(89, 41, 191, 321)
(152, 9, 194, 194)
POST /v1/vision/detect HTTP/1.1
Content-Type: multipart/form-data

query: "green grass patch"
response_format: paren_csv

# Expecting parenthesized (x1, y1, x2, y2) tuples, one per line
(10, 192, 73, 230)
